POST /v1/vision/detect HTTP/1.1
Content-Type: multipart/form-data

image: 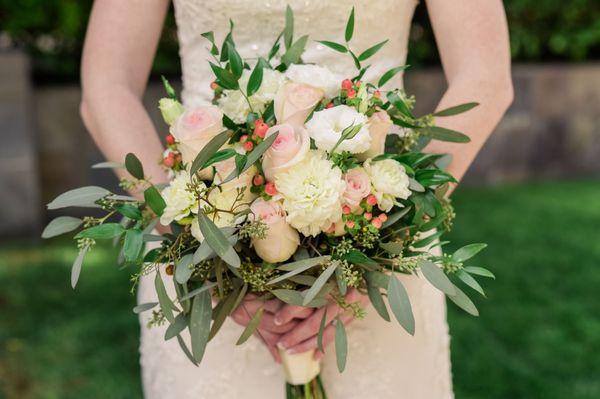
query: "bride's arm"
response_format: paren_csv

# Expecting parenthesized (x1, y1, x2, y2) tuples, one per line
(80, 0, 171, 189)
(424, 0, 513, 184)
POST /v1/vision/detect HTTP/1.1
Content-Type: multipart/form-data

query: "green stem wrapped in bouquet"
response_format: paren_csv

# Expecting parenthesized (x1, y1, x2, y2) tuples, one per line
(43, 6, 494, 399)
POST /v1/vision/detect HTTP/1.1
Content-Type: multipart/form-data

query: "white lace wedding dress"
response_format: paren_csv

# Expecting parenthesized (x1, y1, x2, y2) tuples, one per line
(137, 1, 454, 397)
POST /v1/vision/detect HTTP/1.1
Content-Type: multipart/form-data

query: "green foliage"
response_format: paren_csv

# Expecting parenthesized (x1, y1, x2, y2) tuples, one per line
(408, 0, 600, 66)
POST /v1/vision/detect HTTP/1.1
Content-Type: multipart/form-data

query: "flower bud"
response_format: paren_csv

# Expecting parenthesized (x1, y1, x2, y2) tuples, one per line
(159, 98, 184, 126)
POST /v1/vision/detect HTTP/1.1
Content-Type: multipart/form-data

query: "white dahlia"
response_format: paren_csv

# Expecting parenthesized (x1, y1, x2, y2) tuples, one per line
(217, 68, 286, 124)
(160, 170, 204, 225)
(364, 158, 411, 212)
(305, 105, 371, 154)
(285, 64, 341, 99)
(275, 151, 346, 236)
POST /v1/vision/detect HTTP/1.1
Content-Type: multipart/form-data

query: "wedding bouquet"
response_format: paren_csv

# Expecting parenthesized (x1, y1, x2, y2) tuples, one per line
(43, 6, 494, 398)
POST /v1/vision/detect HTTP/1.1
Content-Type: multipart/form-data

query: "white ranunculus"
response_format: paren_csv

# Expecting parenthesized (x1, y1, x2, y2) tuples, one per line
(364, 158, 411, 212)
(305, 105, 371, 154)
(160, 170, 204, 225)
(285, 64, 341, 99)
(276, 151, 346, 236)
(218, 69, 286, 124)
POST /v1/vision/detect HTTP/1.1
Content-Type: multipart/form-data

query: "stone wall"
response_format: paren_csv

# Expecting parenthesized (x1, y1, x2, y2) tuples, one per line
(1, 52, 599, 236)
(0, 52, 41, 236)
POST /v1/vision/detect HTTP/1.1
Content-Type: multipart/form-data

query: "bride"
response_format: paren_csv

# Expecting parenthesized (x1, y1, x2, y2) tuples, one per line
(80, 0, 512, 397)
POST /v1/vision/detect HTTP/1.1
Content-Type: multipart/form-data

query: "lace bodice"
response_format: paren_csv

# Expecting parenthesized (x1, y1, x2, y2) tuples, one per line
(172, 0, 419, 107)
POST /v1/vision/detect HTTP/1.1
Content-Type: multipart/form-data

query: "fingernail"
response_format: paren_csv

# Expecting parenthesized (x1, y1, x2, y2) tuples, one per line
(287, 348, 297, 354)
(273, 317, 283, 326)
(277, 342, 287, 350)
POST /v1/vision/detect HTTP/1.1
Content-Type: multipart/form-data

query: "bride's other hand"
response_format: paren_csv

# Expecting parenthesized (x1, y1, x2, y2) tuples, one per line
(275, 288, 369, 360)
(230, 294, 304, 363)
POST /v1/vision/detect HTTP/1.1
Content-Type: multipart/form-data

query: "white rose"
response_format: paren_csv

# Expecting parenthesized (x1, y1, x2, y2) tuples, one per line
(364, 158, 411, 212)
(218, 69, 285, 124)
(285, 64, 341, 99)
(305, 105, 371, 154)
(160, 170, 204, 225)
(276, 151, 346, 236)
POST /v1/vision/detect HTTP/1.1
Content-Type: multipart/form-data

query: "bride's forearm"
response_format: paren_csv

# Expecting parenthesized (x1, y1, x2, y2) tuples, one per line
(79, 0, 170, 198)
(424, 73, 513, 186)
(80, 85, 169, 194)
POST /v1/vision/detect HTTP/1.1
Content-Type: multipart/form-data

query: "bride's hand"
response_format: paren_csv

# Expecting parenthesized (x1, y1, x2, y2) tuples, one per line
(230, 294, 312, 362)
(274, 288, 369, 360)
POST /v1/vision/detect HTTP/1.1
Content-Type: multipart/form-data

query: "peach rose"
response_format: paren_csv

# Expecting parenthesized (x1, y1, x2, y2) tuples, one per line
(261, 124, 310, 181)
(250, 199, 300, 263)
(357, 111, 392, 161)
(170, 106, 224, 176)
(342, 167, 371, 211)
(274, 82, 323, 127)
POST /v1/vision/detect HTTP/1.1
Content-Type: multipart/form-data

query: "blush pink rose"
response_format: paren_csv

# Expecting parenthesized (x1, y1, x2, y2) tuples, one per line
(357, 111, 392, 161)
(342, 167, 371, 211)
(170, 106, 224, 176)
(250, 199, 300, 263)
(261, 124, 310, 181)
(274, 82, 323, 127)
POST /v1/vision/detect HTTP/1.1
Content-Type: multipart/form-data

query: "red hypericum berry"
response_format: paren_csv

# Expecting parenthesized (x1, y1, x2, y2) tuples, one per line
(378, 213, 388, 222)
(163, 156, 175, 168)
(364, 212, 373, 221)
(342, 205, 352, 215)
(165, 264, 174, 275)
(239, 134, 248, 143)
(371, 218, 383, 229)
(325, 102, 334, 109)
(165, 134, 175, 145)
(253, 175, 265, 186)
(254, 122, 269, 139)
(341, 79, 353, 91)
(355, 80, 362, 87)
(366, 194, 378, 206)
(346, 88, 356, 99)
(265, 182, 278, 196)
(373, 90, 381, 98)
(210, 81, 219, 90)
(345, 220, 355, 229)
(243, 141, 254, 152)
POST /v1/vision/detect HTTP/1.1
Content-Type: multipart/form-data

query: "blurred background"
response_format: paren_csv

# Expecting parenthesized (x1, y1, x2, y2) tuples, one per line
(0, 1, 599, 398)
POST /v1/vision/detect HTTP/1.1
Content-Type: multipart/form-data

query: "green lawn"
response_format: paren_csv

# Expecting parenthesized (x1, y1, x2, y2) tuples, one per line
(1, 180, 599, 399)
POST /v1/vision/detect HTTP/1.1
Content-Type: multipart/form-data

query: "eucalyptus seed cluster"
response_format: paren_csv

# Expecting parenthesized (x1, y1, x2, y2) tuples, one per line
(392, 254, 425, 273)
(332, 238, 354, 258)
(340, 260, 363, 288)
(441, 253, 463, 274)
(240, 261, 276, 292)
(82, 216, 100, 228)
(76, 237, 95, 250)
(334, 294, 367, 319)
(238, 220, 268, 240)
(191, 260, 214, 281)
(441, 199, 456, 232)
(147, 309, 166, 328)
(96, 197, 117, 211)
(353, 225, 380, 249)
(119, 178, 139, 191)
